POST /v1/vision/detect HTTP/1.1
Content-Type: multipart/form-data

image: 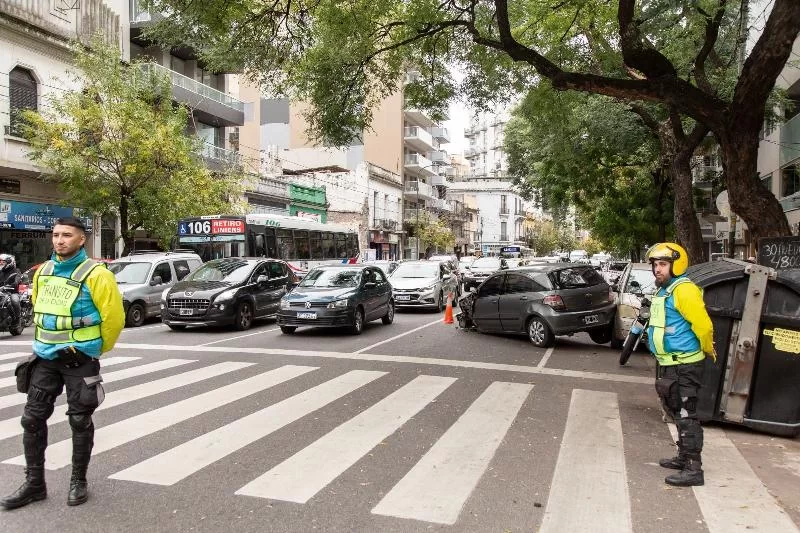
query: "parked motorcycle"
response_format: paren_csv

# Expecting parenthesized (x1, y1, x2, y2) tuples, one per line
(619, 296, 650, 365)
(454, 289, 477, 329)
(0, 285, 30, 336)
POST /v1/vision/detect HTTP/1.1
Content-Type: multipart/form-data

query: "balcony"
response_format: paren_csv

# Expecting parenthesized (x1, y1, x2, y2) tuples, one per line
(403, 106, 437, 128)
(430, 174, 448, 187)
(0, 0, 122, 47)
(378, 219, 401, 232)
(199, 143, 243, 171)
(431, 127, 450, 143)
(404, 208, 436, 223)
(404, 153, 437, 177)
(139, 63, 245, 126)
(465, 146, 480, 158)
(404, 126, 435, 153)
(429, 150, 448, 163)
(464, 126, 477, 138)
(366, 162, 402, 186)
(779, 192, 800, 212)
(247, 177, 288, 199)
(500, 234, 509, 242)
(404, 180, 435, 201)
(780, 113, 800, 166)
(429, 198, 447, 211)
(500, 207, 510, 216)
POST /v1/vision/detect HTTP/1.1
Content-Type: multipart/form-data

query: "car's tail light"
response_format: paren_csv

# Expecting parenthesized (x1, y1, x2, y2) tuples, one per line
(543, 295, 565, 310)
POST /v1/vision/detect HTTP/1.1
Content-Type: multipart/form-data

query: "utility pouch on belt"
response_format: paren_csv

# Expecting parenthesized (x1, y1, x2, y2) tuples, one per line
(655, 377, 681, 413)
(57, 346, 91, 368)
(14, 354, 39, 394)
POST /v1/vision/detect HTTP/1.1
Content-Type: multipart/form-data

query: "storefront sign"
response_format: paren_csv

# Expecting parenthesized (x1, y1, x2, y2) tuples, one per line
(501, 246, 521, 253)
(0, 200, 75, 231)
(0, 179, 21, 194)
(758, 236, 800, 270)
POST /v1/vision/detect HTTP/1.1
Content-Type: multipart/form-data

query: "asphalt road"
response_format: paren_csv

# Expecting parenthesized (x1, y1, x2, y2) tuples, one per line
(0, 310, 798, 533)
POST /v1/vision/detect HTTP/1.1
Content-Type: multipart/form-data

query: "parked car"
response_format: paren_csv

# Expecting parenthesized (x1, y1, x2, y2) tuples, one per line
(278, 264, 393, 335)
(458, 256, 477, 283)
(390, 260, 460, 311)
(611, 262, 657, 348)
(108, 252, 202, 327)
(161, 257, 293, 330)
(464, 264, 616, 347)
(463, 257, 508, 292)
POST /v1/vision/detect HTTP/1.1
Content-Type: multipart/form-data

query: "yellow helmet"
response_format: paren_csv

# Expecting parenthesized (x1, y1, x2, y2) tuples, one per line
(646, 242, 689, 277)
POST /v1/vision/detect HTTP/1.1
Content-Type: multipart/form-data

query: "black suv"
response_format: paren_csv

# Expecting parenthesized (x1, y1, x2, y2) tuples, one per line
(161, 258, 294, 330)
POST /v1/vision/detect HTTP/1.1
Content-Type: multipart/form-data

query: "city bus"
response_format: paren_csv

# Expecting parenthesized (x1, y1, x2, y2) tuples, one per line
(175, 214, 360, 270)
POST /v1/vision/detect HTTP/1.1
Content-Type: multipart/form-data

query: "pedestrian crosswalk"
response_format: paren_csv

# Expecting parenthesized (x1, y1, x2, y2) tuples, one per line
(0, 352, 797, 532)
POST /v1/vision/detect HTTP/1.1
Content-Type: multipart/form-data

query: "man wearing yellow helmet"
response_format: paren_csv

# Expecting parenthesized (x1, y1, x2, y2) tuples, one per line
(646, 242, 715, 487)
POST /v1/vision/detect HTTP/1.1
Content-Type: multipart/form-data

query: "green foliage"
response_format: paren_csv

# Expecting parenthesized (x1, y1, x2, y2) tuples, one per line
(406, 211, 454, 254)
(22, 40, 243, 251)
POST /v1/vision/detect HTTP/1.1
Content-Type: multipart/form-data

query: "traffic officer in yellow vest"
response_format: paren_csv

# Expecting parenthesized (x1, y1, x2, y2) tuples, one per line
(1, 217, 124, 510)
(646, 242, 715, 487)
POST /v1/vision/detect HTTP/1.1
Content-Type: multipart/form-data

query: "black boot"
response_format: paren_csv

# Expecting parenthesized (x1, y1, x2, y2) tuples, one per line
(665, 457, 704, 487)
(67, 465, 88, 506)
(0, 465, 47, 510)
(659, 439, 686, 470)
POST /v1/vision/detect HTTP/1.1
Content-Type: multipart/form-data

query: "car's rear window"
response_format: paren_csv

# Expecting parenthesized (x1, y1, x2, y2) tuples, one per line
(553, 267, 606, 289)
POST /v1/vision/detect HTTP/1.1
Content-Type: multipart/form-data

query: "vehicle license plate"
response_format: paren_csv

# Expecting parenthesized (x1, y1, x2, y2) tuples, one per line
(297, 312, 317, 319)
(584, 314, 599, 325)
(179, 308, 194, 316)
(395, 295, 411, 301)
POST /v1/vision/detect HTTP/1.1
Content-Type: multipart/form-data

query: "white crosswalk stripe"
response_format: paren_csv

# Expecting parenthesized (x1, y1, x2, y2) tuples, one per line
(4, 364, 319, 470)
(0, 357, 797, 530)
(109, 370, 387, 486)
(0, 356, 140, 388)
(235, 374, 456, 503)
(0, 352, 30, 362)
(371, 381, 533, 525)
(0, 361, 248, 440)
(539, 389, 631, 533)
(0, 358, 195, 411)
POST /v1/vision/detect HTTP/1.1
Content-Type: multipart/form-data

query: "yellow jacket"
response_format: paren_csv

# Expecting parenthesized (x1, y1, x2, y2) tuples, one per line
(672, 281, 715, 357)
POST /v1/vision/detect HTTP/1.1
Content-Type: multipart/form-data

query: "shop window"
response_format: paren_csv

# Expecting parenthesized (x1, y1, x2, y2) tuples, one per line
(9, 67, 37, 137)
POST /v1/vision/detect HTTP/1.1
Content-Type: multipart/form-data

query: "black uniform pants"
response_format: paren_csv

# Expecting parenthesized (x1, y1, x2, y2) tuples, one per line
(21, 357, 104, 468)
(656, 361, 704, 460)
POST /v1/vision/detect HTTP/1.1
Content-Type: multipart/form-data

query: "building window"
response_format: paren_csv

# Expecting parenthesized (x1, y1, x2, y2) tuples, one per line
(761, 174, 772, 193)
(782, 165, 800, 197)
(9, 67, 37, 137)
(500, 222, 507, 241)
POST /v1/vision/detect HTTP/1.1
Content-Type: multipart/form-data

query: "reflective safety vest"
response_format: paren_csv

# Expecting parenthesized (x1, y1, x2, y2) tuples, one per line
(650, 277, 705, 366)
(34, 258, 103, 344)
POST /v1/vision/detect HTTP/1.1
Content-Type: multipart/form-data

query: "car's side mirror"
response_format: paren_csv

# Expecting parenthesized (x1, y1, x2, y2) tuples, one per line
(149, 276, 162, 286)
(257, 274, 268, 286)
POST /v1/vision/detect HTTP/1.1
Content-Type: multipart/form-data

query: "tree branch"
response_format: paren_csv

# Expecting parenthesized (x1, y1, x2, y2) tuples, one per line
(692, 0, 726, 94)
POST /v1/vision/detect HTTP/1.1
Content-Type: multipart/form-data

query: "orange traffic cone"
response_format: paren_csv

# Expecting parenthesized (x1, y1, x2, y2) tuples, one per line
(443, 292, 454, 324)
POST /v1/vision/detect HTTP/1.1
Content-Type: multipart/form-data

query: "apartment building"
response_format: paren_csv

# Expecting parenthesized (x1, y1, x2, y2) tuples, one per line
(0, 0, 128, 268)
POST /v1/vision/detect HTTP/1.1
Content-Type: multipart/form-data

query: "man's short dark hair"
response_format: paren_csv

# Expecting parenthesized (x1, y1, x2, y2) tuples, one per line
(54, 217, 87, 232)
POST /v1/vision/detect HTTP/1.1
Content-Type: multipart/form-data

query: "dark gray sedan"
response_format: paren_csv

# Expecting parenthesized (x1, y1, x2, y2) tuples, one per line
(277, 264, 394, 335)
(467, 264, 616, 347)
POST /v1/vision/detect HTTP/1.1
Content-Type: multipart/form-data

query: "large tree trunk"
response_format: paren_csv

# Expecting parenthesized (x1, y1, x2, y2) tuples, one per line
(671, 152, 706, 264)
(716, 129, 791, 242)
(119, 195, 134, 256)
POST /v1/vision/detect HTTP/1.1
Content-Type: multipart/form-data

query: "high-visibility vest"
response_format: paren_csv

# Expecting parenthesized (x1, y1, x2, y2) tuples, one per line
(34, 258, 103, 344)
(649, 277, 704, 366)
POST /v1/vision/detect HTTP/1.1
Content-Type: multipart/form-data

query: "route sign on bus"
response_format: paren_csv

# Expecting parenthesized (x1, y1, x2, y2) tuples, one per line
(179, 218, 245, 235)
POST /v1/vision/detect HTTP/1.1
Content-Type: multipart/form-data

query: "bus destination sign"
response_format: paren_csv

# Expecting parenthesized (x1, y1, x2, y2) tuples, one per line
(179, 218, 245, 236)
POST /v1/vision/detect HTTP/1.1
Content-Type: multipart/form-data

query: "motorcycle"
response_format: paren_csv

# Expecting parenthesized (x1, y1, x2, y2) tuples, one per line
(0, 285, 29, 336)
(619, 296, 650, 365)
(454, 289, 477, 330)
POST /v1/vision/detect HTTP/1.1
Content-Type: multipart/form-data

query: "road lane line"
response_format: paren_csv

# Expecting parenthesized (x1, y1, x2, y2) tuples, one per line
(4, 365, 318, 469)
(539, 389, 631, 533)
(537, 347, 554, 368)
(0, 361, 24, 372)
(667, 425, 800, 533)
(0, 341, 656, 385)
(372, 381, 533, 525)
(0, 356, 140, 389)
(0, 352, 29, 362)
(0, 358, 196, 411)
(121, 324, 166, 332)
(0, 361, 246, 439)
(235, 375, 456, 502)
(109, 370, 386, 485)
(199, 327, 280, 346)
(354, 318, 443, 354)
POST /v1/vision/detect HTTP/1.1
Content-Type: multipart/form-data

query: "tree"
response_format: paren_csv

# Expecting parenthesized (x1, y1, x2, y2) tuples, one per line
(406, 212, 454, 257)
(144, 0, 800, 241)
(22, 40, 243, 253)
(525, 219, 559, 256)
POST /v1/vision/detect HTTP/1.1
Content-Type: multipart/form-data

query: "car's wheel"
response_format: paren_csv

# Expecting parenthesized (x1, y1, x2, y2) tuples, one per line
(351, 307, 364, 335)
(125, 302, 145, 328)
(381, 301, 395, 325)
(527, 316, 554, 348)
(234, 301, 253, 331)
(280, 325, 297, 334)
(435, 291, 444, 313)
(588, 326, 613, 345)
(167, 324, 186, 331)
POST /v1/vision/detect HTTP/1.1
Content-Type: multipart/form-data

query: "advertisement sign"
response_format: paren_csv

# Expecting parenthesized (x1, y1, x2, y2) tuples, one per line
(501, 246, 521, 253)
(0, 200, 77, 231)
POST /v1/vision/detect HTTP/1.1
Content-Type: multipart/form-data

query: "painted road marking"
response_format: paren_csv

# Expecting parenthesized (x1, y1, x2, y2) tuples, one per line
(539, 389, 631, 533)
(354, 319, 443, 354)
(372, 381, 532, 525)
(109, 370, 386, 486)
(668, 425, 800, 533)
(4, 365, 319, 469)
(236, 375, 456, 503)
(200, 328, 281, 346)
(0, 358, 196, 411)
(0, 352, 29, 362)
(537, 347, 554, 368)
(0, 356, 141, 389)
